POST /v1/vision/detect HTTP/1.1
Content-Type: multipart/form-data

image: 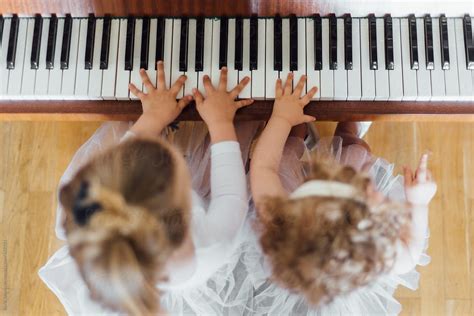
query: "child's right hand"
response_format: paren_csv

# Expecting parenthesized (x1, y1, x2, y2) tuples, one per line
(404, 153, 437, 206)
(270, 73, 318, 127)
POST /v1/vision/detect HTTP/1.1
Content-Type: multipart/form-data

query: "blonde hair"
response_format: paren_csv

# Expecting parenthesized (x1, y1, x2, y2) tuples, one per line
(59, 138, 190, 315)
(257, 157, 411, 306)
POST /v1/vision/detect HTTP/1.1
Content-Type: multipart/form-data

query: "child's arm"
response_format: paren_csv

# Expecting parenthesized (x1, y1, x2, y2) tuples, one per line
(192, 68, 254, 245)
(251, 73, 317, 204)
(393, 153, 437, 274)
(128, 61, 193, 139)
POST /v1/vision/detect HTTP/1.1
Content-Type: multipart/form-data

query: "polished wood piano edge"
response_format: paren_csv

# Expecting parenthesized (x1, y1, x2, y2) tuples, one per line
(0, 100, 473, 122)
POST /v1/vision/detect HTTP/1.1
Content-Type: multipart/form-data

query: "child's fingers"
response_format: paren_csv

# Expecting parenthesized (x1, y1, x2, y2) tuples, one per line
(140, 69, 154, 91)
(283, 72, 293, 95)
(192, 88, 204, 105)
(170, 75, 187, 96)
(403, 166, 414, 186)
(415, 153, 429, 182)
(300, 86, 318, 106)
(156, 61, 166, 90)
(235, 99, 254, 109)
(203, 75, 215, 95)
(302, 115, 316, 123)
(230, 76, 250, 99)
(178, 95, 193, 110)
(128, 83, 146, 99)
(275, 78, 283, 98)
(293, 75, 306, 97)
(218, 67, 228, 91)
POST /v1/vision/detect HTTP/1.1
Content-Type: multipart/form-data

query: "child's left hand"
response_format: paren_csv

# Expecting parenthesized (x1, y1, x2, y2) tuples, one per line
(404, 153, 437, 206)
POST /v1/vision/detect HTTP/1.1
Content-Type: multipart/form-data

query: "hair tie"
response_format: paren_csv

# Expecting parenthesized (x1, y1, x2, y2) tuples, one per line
(289, 180, 361, 201)
(72, 181, 102, 226)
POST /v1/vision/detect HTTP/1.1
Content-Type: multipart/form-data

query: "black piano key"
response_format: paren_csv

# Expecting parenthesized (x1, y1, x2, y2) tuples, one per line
(30, 14, 43, 69)
(424, 15, 434, 70)
(249, 15, 258, 70)
(0, 15, 4, 46)
(179, 17, 188, 72)
(235, 17, 243, 71)
(289, 14, 298, 71)
(344, 14, 353, 70)
(329, 13, 337, 70)
(463, 14, 474, 70)
(368, 14, 377, 70)
(84, 13, 96, 70)
(100, 14, 111, 70)
(7, 14, 19, 69)
(46, 14, 58, 69)
(274, 15, 282, 71)
(124, 16, 135, 71)
(439, 14, 450, 70)
(384, 14, 394, 70)
(155, 17, 165, 69)
(140, 16, 150, 70)
(408, 14, 419, 70)
(313, 14, 322, 70)
(60, 14, 73, 69)
(195, 17, 205, 72)
(219, 17, 228, 69)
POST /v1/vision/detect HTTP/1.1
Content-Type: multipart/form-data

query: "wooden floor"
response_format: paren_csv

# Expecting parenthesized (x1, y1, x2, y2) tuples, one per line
(0, 121, 472, 316)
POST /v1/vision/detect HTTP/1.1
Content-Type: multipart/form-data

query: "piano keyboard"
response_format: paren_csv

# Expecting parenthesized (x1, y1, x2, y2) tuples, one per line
(0, 14, 473, 102)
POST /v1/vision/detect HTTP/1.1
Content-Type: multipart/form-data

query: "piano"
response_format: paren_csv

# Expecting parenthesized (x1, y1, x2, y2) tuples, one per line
(0, 0, 473, 121)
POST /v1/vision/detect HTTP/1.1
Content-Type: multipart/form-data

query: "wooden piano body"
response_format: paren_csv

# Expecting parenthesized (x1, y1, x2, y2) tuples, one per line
(1, 0, 473, 121)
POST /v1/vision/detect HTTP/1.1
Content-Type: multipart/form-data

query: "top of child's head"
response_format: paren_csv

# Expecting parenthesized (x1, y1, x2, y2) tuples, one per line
(256, 157, 412, 307)
(58, 137, 194, 315)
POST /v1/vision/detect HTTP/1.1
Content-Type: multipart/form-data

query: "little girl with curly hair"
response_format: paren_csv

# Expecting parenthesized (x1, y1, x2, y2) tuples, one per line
(245, 73, 437, 315)
(38, 63, 261, 315)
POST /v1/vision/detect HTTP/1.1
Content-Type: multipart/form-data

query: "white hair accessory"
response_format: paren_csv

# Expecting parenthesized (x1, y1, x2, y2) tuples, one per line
(289, 180, 359, 200)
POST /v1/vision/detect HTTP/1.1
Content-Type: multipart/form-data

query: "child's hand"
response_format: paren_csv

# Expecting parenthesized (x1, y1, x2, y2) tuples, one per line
(193, 68, 253, 143)
(404, 153, 437, 206)
(129, 61, 193, 136)
(271, 73, 318, 127)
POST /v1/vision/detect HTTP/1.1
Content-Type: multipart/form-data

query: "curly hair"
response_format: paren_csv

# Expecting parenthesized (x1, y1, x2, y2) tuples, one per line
(256, 157, 411, 306)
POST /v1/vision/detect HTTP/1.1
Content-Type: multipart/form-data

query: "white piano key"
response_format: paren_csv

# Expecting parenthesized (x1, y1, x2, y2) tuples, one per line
(347, 18, 361, 100)
(416, 18, 432, 101)
(35, 17, 50, 98)
(320, 18, 334, 100)
(74, 19, 90, 98)
(61, 19, 80, 98)
(400, 18, 417, 100)
(130, 19, 142, 100)
(265, 19, 278, 99)
(375, 18, 389, 100)
(170, 19, 183, 98)
(388, 18, 403, 100)
(454, 18, 473, 100)
(360, 18, 375, 101)
(101, 18, 119, 99)
(281, 18, 290, 79)
(226, 18, 239, 92)
(115, 19, 131, 100)
(48, 17, 64, 97)
(306, 17, 321, 100)
(145, 18, 157, 90)
(293, 18, 306, 95)
(430, 17, 446, 100)
(0, 18, 11, 97)
(251, 18, 266, 99)
(197, 19, 213, 95)
(334, 18, 347, 100)
(239, 18, 251, 98)
(21, 19, 36, 98)
(184, 19, 197, 96)
(211, 19, 221, 87)
(163, 19, 173, 89)
(88, 18, 103, 99)
(444, 18, 460, 100)
(8, 18, 28, 97)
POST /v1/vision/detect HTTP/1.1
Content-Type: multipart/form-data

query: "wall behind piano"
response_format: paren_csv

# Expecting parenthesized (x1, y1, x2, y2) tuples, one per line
(0, 0, 472, 16)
